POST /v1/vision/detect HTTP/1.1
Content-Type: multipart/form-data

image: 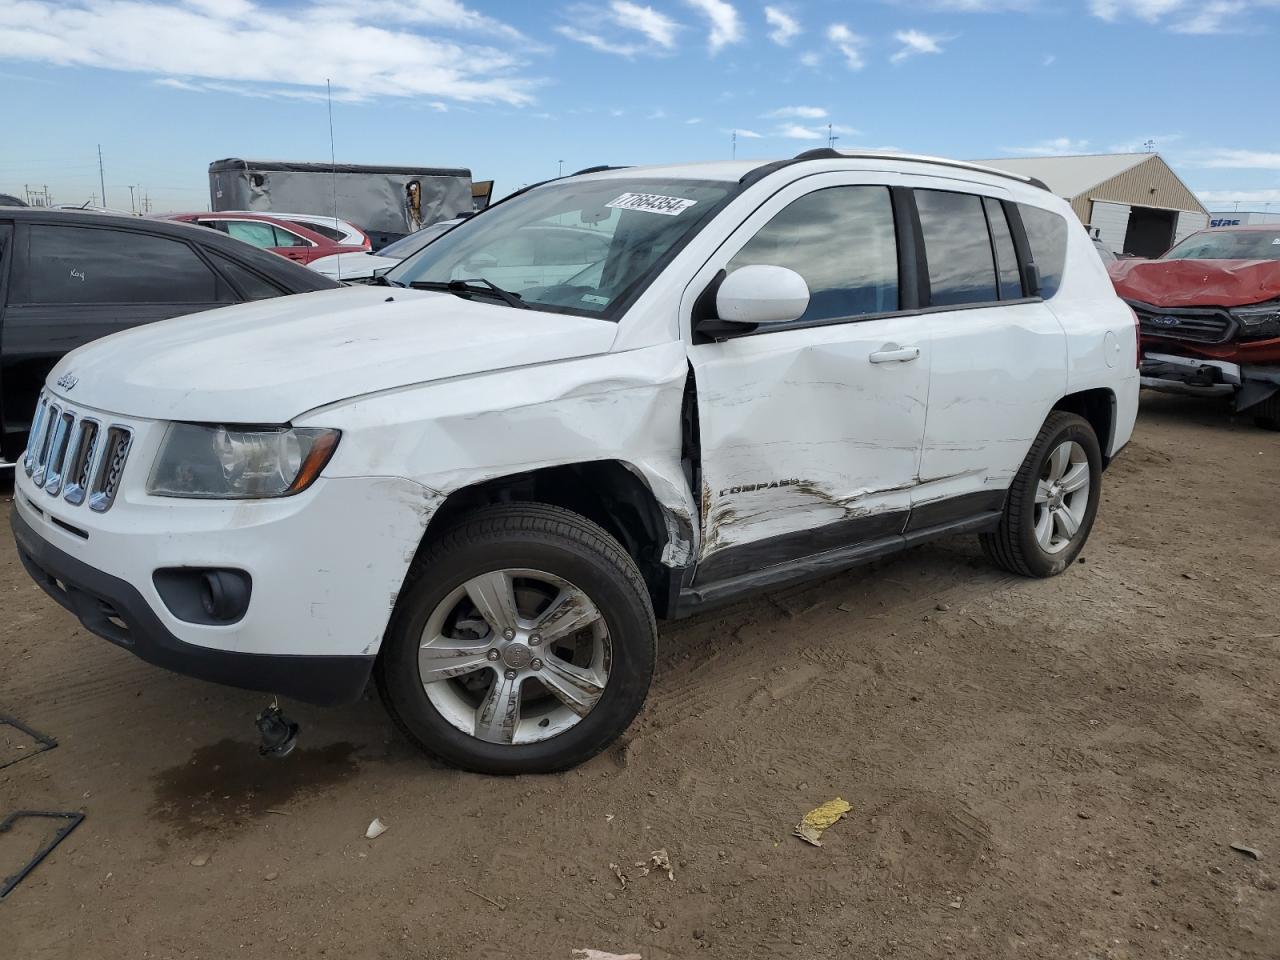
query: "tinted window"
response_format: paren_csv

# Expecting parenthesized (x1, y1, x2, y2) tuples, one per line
(984, 198, 1023, 300)
(727, 185, 898, 323)
(207, 250, 288, 300)
(915, 190, 998, 307)
(1018, 204, 1069, 298)
(224, 220, 277, 248)
(292, 220, 345, 242)
(18, 225, 227, 305)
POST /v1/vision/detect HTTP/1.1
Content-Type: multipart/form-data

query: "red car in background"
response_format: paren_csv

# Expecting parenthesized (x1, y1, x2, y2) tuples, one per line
(1110, 224, 1280, 430)
(164, 212, 368, 265)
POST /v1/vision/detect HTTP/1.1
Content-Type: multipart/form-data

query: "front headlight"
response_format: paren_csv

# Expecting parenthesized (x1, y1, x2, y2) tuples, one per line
(1231, 301, 1280, 339)
(148, 424, 340, 499)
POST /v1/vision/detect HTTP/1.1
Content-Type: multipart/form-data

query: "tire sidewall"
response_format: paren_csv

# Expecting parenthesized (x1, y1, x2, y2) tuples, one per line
(1012, 417, 1103, 577)
(381, 526, 655, 774)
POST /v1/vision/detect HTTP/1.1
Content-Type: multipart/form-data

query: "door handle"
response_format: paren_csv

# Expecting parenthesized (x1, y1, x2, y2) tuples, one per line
(868, 345, 921, 364)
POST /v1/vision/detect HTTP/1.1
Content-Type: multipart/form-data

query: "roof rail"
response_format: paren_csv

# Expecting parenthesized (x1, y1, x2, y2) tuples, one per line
(571, 165, 631, 176)
(744, 148, 1051, 192)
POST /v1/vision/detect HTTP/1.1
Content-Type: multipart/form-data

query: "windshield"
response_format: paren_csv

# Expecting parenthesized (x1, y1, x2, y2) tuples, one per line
(386, 178, 735, 318)
(379, 219, 460, 259)
(1163, 230, 1280, 261)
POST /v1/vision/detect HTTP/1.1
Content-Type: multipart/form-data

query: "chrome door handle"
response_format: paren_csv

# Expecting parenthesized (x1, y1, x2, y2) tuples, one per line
(868, 345, 921, 364)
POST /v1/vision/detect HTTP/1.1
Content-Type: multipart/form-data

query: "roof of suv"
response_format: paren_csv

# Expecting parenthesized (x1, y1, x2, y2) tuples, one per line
(0, 207, 338, 292)
(567, 150, 1050, 192)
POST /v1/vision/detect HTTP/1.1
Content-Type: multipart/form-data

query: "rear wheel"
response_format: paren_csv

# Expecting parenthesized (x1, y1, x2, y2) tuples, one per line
(376, 503, 656, 774)
(981, 412, 1102, 578)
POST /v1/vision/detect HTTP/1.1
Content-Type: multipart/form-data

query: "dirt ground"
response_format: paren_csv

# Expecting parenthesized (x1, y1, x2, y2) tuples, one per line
(2, 391, 1277, 960)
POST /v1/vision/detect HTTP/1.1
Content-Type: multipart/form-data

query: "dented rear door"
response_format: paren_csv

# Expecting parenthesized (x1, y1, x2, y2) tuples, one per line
(683, 173, 931, 584)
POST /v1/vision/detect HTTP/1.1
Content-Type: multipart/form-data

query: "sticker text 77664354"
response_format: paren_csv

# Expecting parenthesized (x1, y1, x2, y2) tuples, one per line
(606, 193, 698, 216)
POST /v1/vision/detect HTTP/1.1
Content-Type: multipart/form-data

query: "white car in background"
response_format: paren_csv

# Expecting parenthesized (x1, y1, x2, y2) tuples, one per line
(309, 218, 464, 282)
(222, 211, 371, 250)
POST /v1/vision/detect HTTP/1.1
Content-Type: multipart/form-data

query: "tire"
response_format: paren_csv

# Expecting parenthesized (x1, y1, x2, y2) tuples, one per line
(1252, 391, 1280, 431)
(375, 502, 656, 775)
(980, 411, 1103, 578)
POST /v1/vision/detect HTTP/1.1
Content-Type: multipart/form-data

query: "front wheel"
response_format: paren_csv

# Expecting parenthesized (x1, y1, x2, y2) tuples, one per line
(981, 411, 1103, 578)
(375, 503, 656, 774)
(1252, 391, 1280, 431)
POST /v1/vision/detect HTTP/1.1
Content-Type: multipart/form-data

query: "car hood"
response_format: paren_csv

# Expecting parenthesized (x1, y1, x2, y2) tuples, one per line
(1108, 257, 1280, 307)
(48, 286, 618, 423)
(309, 251, 398, 280)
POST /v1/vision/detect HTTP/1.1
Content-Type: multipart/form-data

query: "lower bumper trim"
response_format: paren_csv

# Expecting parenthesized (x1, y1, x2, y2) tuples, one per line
(9, 506, 374, 707)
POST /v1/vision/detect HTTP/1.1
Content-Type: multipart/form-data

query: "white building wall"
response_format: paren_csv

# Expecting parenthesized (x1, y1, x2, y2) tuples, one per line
(1208, 211, 1280, 227)
(1175, 211, 1209, 243)
(1088, 200, 1131, 252)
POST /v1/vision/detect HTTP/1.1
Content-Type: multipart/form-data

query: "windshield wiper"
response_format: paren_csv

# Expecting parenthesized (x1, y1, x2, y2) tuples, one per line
(408, 278, 530, 310)
(371, 274, 405, 287)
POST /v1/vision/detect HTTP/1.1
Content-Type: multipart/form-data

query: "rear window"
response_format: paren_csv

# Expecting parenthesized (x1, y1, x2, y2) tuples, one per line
(292, 220, 345, 243)
(915, 190, 999, 307)
(17, 224, 229, 305)
(207, 250, 288, 300)
(1018, 204, 1069, 299)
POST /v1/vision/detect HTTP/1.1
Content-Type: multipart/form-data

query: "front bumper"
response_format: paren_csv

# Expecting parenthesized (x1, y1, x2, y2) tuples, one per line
(1140, 352, 1280, 411)
(11, 506, 373, 706)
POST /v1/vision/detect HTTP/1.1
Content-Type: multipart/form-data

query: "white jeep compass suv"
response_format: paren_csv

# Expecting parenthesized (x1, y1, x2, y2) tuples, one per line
(11, 151, 1139, 774)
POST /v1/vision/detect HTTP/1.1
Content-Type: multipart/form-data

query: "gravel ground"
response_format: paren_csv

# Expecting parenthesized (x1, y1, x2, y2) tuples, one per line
(2, 391, 1277, 960)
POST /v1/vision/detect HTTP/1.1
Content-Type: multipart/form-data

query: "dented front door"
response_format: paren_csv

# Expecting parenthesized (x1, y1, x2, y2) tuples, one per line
(683, 175, 931, 583)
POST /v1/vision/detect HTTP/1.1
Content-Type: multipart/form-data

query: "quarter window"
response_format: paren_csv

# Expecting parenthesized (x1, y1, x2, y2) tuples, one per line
(1018, 204, 1069, 299)
(207, 250, 288, 300)
(984, 198, 1024, 300)
(17, 225, 228, 304)
(727, 185, 899, 323)
(915, 190, 999, 307)
(271, 226, 310, 248)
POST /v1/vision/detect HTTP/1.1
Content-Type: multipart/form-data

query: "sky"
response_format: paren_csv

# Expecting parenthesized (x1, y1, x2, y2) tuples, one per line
(2, 0, 1279, 213)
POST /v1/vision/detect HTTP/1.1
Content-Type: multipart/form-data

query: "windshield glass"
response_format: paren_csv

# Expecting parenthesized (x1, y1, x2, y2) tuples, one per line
(1163, 230, 1280, 261)
(379, 219, 459, 259)
(386, 178, 735, 317)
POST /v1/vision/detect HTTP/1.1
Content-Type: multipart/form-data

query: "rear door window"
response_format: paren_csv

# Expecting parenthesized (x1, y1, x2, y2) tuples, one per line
(16, 225, 230, 304)
(727, 185, 899, 323)
(984, 198, 1024, 300)
(271, 226, 311, 248)
(914, 190, 999, 307)
(1018, 204, 1069, 299)
(206, 250, 288, 300)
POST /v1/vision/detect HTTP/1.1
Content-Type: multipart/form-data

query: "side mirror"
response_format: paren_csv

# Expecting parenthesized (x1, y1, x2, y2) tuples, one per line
(715, 265, 810, 325)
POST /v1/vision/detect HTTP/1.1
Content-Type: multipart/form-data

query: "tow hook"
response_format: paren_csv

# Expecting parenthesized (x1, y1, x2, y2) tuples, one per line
(255, 699, 300, 759)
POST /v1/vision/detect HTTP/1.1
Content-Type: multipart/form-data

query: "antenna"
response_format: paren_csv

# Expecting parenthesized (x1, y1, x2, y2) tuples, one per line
(1143, 139, 1155, 153)
(98, 145, 107, 208)
(558, 159, 564, 177)
(327, 78, 341, 282)
(732, 130, 737, 160)
(827, 123, 839, 149)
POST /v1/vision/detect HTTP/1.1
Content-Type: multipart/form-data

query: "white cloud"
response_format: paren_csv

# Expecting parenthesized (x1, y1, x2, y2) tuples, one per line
(1106, 133, 1183, 152)
(725, 127, 763, 138)
(827, 23, 867, 70)
(774, 123, 824, 140)
(1089, 0, 1264, 33)
(1042, 53, 1056, 66)
(799, 51, 822, 67)
(0, 0, 537, 104)
(1197, 189, 1280, 204)
(1188, 149, 1280, 170)
(890, 29, 946, 64)
(765, 105, 827, 119)
(686, 0, 743, 53)
(685, 116, 703, 123)
(610, 1, 681, 48)
(648, 107, 668, 119)
(1003, 137, 1092, 155)
(764, 6, 801, 45)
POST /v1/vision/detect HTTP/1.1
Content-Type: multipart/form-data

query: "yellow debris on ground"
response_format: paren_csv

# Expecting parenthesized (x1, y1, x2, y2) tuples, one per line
(793, 798, 852, 847)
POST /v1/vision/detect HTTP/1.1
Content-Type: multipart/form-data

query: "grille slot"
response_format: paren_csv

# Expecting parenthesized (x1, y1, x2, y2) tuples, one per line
(30, 403, 61, 487)
(1133, 303, 1235, 344)
(89, 427, 133, 513)
(23, 396, 50, 475)
(63, 420, 100, 506)
(43, 411, 75, 496)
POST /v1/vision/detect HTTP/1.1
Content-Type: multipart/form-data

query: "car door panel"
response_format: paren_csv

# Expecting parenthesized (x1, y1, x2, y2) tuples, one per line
(683, 173, 931, 584)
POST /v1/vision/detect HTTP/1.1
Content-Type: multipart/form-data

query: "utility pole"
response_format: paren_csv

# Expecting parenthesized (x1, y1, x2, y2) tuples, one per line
(558, 159, 564, 177)
(732, 130, 737, 160)
(98, 144, 107, 207)
(128, 185, 136, 215)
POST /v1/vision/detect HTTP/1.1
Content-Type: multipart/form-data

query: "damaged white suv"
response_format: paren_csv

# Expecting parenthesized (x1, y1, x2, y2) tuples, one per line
(12, 151, 1139, 773)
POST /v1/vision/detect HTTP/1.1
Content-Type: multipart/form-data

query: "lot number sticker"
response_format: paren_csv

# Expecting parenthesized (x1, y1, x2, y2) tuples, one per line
(606, 193, 698, 216)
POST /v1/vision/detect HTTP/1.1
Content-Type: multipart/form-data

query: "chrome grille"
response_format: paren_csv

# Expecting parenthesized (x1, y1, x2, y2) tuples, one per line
(23, 390, 132, 513)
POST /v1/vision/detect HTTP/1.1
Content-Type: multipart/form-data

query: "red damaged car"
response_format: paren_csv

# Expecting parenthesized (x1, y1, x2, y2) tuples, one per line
(1111, 225, 1280, 430)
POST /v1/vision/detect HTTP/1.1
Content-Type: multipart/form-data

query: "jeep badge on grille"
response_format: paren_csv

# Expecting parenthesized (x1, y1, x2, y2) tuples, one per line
(56, 372, 78, 390)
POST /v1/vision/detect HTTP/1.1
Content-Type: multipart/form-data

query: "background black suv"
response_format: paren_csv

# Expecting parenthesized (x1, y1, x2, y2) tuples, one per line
(0, 208, 339, 464)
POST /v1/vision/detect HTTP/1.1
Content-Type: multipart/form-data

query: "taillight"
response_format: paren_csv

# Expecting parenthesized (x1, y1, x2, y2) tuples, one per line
(1130, 305, 1141, 367)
